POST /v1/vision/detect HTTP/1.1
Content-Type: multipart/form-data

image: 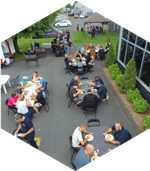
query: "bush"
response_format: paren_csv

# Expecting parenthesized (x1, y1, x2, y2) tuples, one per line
(119, 58, 137, 94)
(127, 88, 142, 103)
(143, 114, 150, 130)
(108, 63, 118, 74)
(105, 43, 117, 68)
(111, 68, 122, 80)
(133, 98, 149, 113)
(116, 74, 123, 86)
(116, 40, 119, 56)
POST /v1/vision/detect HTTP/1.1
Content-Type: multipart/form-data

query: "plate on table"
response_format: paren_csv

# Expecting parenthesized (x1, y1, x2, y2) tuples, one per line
(92, 89, 97, 92)
(89, 82, 95, 86)
(91, 156, 99, 162)
(79, 91, 83, 94)
(105, 134, 114, 140)
(23, 93, 28, 96)
(85, 134, 94, 141)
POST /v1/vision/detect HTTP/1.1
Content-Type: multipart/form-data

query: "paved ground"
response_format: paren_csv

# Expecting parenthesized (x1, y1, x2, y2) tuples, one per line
(1, 26, 141, 169)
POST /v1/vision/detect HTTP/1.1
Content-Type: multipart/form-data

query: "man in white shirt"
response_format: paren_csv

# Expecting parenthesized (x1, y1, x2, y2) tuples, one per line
(72, 123, 93, 150)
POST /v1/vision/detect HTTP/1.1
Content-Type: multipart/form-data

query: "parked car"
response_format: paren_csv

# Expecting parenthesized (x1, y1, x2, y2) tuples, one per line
(55, 20, 72, 27)
(80, 14, 84, 19)
(68, 12, 74, 16)
(74, 14, 79, 18)
(85, 12, 94, 18)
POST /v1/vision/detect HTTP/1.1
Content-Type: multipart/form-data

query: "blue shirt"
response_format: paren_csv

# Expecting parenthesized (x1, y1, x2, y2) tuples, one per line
(99, 49, 105, 57)
(95, 77, 104, 85)
(74, 147, 90, 170)
(40, 77, 46, 89)
(14, 87, 22, 94)
(77, 62, 84, 72)
(69, 78, 76, 89)
(85, 55, 91, 63)
(95, 84, 107, 99)
(19, 79, 26, 86)
(63, 41, 68, 47)
(21, 115, 35, 138)
(112, 125, 129, 144)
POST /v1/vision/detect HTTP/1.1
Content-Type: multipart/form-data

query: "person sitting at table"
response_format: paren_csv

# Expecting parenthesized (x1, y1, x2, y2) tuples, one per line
(72, 123, 93, 150)
(30, 88, 46, 116)
(7, 92, 20, 107)
(77, 59, 84, 72)
(81, 46, 86, 56)
(32, 71, 39, 81)
(92, 82, 107, 102)
(69, 83, 85, 106)
(96, 44, 100, 50)
(76, 89, 98, 110)
(74, 144, 98, 170)
(88, 55, 95, 69)
(16, 95, 38, 119)
(90, 46, 95, 59)
(74, 51, 82, 59)
(68, 55, 75, 74)
(35, 76, 46, 91)
(19, 76, 32, 89)
(103, 122, 130, 146)
(99, 26, 103, 34)
(14, 83, 29, 95)
(69, 76, 83, 89)
(98, 45, 105, 61)
(91, 76, 104, 85)
(88, 44, 92, 50)
(83, 52, 91, 65)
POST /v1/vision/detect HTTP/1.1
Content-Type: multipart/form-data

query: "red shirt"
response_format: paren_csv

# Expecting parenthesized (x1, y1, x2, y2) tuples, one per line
(88, 45, 92, 50)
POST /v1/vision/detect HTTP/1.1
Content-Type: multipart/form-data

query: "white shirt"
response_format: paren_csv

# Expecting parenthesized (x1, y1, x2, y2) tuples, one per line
(17, 101, 28, 114)
(72, 127, 83, 147)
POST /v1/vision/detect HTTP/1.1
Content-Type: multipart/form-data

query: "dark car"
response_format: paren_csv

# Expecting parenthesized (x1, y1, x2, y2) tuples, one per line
(85, 12, 94, 18)
(68, 12, 74, 16)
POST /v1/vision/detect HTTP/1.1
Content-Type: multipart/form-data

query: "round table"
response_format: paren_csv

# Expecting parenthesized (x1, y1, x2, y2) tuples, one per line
(0, 75, 11, 94)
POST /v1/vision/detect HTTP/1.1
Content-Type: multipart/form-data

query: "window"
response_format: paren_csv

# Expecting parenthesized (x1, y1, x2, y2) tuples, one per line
(137, 37, 146, 49)
(140, 52, 150, 87)
(119, 40, 127, 63)
(129, 32, 136, 44)
(117, 24, 119, 29)
(125, 43, 134, 65)
(122, 28, 128, 40)
(146, 42, 150, 52)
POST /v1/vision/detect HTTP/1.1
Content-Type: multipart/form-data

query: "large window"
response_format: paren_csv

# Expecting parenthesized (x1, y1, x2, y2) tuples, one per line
(122, 28, 128, 40)
(120, 40, 127, 63)
(125, 43, 134, 65)
(140, 52, 150, 87)
(129, 32, 136, 44)
(146, 42, 150, 52)
(137, 37, 146, 49)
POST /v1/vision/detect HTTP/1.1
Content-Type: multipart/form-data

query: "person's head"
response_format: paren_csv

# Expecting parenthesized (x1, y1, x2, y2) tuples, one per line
(87, 89, 92, 94)
(13, 113, 23, 123)
(79, 123, 86, 131)
(22, 76, 28, 81)
(74, 76, 79, 82)
(90, 44, 92, 47)
(91, 55, 94, 59)
(107, 38, 110, 42)
(115, 122, 122, 132)
(36, 76, 42, 80)
(79, 58, 82, 62)
(11, 92, 17, 98)
(17, 83, 22, 90)
(34, 71, 38, 76)
(73, 83, 78, 89)
(100, 45, 102, 49)
(96, 82, 101, 87)
(85, 52, 88, 56)
(95, 76, 100, 80)
(18, 95, 25, 101)
(84, 46, 86, 49)
(76, 51, 79, 55)
(53, 39, 55, 42)
(84, 144, 94, 155)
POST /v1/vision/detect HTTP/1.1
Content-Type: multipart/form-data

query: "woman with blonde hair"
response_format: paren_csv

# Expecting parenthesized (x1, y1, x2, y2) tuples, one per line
(16, 95, 39, 119)
(7, 92, 19, 107)
(90, 46, 95, 59)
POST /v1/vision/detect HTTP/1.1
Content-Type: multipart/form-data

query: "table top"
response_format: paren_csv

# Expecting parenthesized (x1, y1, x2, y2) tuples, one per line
(82, 126, 116, 159)
(78, 80, 99, 100)
(72, 58, 86, 66)
(0, 75, 10, 85)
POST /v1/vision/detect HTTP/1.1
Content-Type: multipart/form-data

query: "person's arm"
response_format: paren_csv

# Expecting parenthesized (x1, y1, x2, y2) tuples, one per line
(105, 139, 121, 146)
(21, 127, 34, 138)
(103, 127, 113, 136)
(26, 98, 31, 106)
(91, 79, 95, 82)
(82, 129, 93, 135)
(93, 151, 98, 159)
(76, 99, 83, 105)
(73, 91, 79, 98)
(14, 124, 22, 134)
(80, 135, 90, 146)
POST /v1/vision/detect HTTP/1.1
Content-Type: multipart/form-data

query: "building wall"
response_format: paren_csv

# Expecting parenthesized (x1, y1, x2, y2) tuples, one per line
(117, 26, 150, 104)
(74, 2, 92, 15)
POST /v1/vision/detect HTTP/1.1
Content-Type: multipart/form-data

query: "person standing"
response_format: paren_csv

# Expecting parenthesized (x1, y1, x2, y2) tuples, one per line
(91, 26, 96, 39)
(76, 24, 79, 32)
(66, 30, 70, 42)
(13, 113, 38, 149)
(51, 39, 56, 54)
(87, 28, 92, 39)
(63, 38, 68, 55)
(105, 38, 110, 57)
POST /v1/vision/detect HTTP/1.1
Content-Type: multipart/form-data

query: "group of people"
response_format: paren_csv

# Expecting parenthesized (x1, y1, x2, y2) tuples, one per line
(68, 76, 107, 112)
(72, 121, 130, 170)
(7, 71, 47, 149)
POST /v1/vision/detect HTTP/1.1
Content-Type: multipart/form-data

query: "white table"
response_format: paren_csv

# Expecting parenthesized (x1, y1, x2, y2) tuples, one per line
(23, 81, 40, 106)
(42, 43, 51, 49)
(0, 75, 11, 94)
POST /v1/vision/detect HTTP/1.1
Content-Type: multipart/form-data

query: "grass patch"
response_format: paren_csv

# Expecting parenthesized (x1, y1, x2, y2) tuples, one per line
(69, 16, 74, 19)
(72, 30, 119, 49)
(13, 37, 54, 61)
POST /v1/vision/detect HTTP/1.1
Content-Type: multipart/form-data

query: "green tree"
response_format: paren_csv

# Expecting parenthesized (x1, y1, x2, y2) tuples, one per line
(105, 43, 117, 68)
(11, 9, 61, 54)
(65, 3, 72, 9)
(119, 58, 137, 94)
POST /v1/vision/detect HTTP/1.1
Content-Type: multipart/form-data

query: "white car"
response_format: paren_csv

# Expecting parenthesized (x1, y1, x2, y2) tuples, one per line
(80, 14, 84, 19)
(55, 20, 72, 27)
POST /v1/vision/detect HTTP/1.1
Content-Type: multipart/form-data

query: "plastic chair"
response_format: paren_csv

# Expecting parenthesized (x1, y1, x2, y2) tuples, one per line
(70, 162, 77, 171)
(10, 74, 20, 86)
(45, 82, 49, 96)
(5, 99, 17, 116)
(83, 102, 98, 118)
(68, 92, 77, 108)
(81, 77, 89, 80)
(38, 98, 49, 113)
(87, 118, 100, 127)
(69, 136, 78, 162)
